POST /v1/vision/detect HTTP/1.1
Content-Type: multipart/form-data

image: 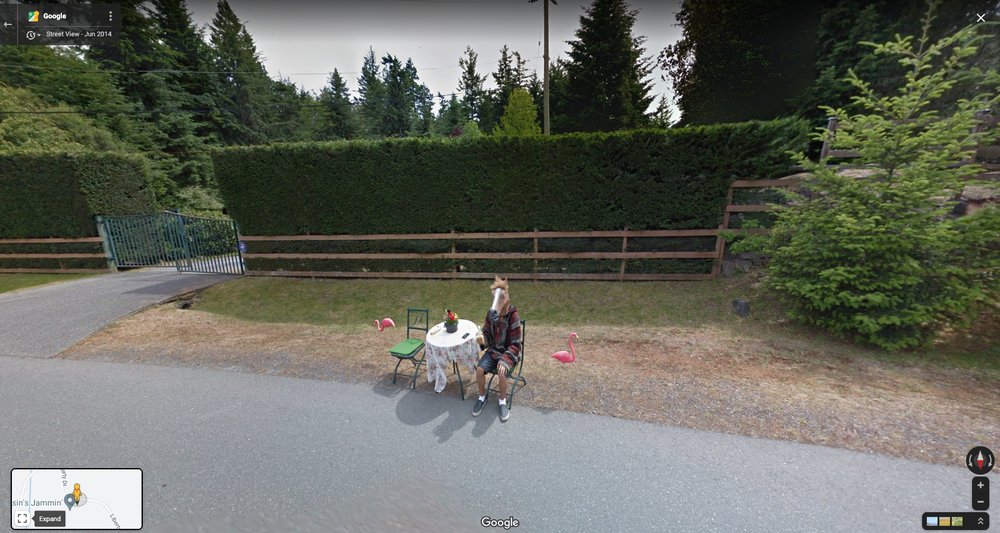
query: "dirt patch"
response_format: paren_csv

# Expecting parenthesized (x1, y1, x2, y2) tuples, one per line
(60, 304, 1000, 467)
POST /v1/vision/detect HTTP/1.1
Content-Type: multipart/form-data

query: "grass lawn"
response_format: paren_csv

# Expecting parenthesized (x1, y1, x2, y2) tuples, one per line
(0, 273, 98, 295)
(62, 274, 999, 466)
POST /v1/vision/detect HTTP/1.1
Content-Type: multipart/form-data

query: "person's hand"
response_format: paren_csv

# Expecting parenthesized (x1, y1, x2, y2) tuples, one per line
(497, 364, 508, 377)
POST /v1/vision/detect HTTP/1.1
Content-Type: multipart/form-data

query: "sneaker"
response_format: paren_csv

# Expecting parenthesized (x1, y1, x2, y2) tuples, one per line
(472, 398, 486, 417)
(499, 402, 509, 422)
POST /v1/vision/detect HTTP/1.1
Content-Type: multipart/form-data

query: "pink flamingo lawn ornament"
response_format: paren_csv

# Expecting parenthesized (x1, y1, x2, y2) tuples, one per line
(551, 332, 579, 363)
(374, 318, 395, 331)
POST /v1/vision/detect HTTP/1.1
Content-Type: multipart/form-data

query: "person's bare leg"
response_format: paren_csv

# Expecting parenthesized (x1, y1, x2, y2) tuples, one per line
(499, 373, 508, 402)
(476, 367, 486, 397)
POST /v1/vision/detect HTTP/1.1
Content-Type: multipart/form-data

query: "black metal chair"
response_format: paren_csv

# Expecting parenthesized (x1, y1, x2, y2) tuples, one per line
(485, 319, 526, 407)
(388, 308, 428, 389)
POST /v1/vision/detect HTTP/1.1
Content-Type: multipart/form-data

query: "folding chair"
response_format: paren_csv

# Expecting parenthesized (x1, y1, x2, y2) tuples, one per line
(389, 308, 428, 389)
(485, 319, 526, 407)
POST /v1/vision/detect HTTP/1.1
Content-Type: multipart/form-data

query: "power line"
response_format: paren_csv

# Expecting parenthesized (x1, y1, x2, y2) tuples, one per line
(0, 93, 470, 115)
(0, 62, 463, 76)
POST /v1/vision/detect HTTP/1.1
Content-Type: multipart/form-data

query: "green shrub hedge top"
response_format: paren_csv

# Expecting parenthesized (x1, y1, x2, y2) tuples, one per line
(213, 118, 809, 236)
(0, 151, 156, 238)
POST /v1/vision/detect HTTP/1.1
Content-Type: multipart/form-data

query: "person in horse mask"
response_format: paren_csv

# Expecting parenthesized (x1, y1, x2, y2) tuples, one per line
(472, 275, 522, 422)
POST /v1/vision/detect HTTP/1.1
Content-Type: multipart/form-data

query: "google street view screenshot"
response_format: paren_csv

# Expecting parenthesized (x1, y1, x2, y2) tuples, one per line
(1, 0, 998, 531)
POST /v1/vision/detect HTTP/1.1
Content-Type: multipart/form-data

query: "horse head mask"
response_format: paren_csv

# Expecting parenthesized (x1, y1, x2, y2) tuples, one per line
(488, 275, 509, 324)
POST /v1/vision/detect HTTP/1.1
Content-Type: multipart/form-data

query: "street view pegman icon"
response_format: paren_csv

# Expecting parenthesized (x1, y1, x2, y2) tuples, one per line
(74, 483, 81, 504)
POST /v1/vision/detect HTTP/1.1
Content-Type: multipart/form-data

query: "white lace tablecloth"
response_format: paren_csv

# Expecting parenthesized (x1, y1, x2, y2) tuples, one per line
(425, 319, 480, 394)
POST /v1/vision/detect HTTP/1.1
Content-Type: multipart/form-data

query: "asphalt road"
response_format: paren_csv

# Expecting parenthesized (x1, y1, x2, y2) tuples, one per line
(1, 355, 993, 532)
(0, 269, 236, 358)
(1, 271, 994, 532)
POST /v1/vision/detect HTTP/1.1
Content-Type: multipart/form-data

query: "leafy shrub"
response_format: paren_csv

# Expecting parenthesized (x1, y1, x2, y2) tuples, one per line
(764, 13, 1000, 349)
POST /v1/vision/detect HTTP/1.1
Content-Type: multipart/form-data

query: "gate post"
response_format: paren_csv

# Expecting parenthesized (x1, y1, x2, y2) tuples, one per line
(94, 216, 118, 273)
(231, 220, 244, 275)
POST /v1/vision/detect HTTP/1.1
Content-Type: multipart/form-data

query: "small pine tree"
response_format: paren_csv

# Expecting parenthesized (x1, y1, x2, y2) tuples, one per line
(494, 88, 541, 137)
(764, 2, 1000, 350)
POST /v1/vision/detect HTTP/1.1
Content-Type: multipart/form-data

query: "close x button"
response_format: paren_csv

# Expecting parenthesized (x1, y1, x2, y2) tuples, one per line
(972, 476, 989, 511)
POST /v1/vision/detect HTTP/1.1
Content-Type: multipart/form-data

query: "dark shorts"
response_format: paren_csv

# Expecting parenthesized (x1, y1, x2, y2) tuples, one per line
(477, 351, 502, 373)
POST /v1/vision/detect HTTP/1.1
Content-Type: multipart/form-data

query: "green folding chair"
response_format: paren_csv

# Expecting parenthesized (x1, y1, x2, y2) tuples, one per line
(389, 308, 429, 389)
(485, 319, 526, 407)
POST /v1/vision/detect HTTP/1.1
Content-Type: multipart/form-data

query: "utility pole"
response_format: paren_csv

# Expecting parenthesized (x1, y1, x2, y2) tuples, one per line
(529, 0, 556, 135)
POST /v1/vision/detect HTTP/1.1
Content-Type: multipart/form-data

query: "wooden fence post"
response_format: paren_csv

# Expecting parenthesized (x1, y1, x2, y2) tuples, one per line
(533, 227, 539, 281)
(819, 116, 838, 160)
(620, 226, 628, 281)
(712, 187, 736, 279)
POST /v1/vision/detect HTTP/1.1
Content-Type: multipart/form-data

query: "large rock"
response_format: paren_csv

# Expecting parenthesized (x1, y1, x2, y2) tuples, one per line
(733, 299, 750, 317)
(721, 260, 736, 277)
(734, 258, 752, 273)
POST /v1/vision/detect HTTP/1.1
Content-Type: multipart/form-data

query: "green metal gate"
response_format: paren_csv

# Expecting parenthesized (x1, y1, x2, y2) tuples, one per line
(98, 212, 244, 274)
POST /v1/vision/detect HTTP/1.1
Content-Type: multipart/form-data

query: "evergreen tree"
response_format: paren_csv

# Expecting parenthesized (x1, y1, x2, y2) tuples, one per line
(410, 83, 435, 137)
(150, 0, 221, 136)
(0, 46, 131, 116)
(457, 46, 487, 123)
(562, 0, 654, 132)
(492, 45, 528, 123)
(546, 59, 574, 134)
(0, 82, 129, 153)
(209, 0, 273, 145)
(435, 92, 464, 136)
(84, 0, 174, 107)
(494, 87, 541, 137)
(649, 95, 675, 128)
(764, 15, 1000, 349)
(357, 47, 386, 137)
(380, 54, 416, 137)
(788, 0, 999, 124)
(660, 0, 819, 126)
(269, 78, 315, 142)
(82, 0, 215, 199)
(318, 69, 358, 140)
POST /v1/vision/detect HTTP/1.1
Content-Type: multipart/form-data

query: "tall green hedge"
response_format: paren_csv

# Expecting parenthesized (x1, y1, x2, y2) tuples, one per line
(213, 119, 808, 273)
(0, 151, 156, 239)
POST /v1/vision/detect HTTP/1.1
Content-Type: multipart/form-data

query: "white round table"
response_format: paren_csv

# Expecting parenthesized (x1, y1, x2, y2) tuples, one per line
(424, 319, 480, 394)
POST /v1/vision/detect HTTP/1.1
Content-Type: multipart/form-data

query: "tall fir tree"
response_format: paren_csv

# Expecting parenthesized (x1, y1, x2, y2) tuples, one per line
(318, 69, 358, 140)
(209, 0, 273, 145)
(84, 0, 214, 200)
(150, 0, 221, 134)
(357, 47, 387, 137)
(269, 78, 315, 142)
(147, 0, 219, 190)
(410, 83, 435, 137)
(457, 46, 488, 124)
(562, 0, 654, 132)
(380, 55, 414, 136)
(436, 92, 464, 136)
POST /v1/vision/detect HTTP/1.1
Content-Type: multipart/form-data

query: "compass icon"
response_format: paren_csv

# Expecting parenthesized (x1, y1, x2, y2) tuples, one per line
(967, 446, 995, 475)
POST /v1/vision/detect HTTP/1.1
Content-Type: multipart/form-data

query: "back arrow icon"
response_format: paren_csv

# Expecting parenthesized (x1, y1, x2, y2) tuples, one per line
(3, 22, 11, 28)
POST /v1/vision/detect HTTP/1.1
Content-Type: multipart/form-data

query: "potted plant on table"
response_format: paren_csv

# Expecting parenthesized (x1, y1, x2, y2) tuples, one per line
(444, 309, 459, 333)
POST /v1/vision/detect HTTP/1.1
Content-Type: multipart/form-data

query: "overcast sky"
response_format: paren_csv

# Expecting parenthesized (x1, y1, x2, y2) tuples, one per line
(183, 0, 683, 114)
